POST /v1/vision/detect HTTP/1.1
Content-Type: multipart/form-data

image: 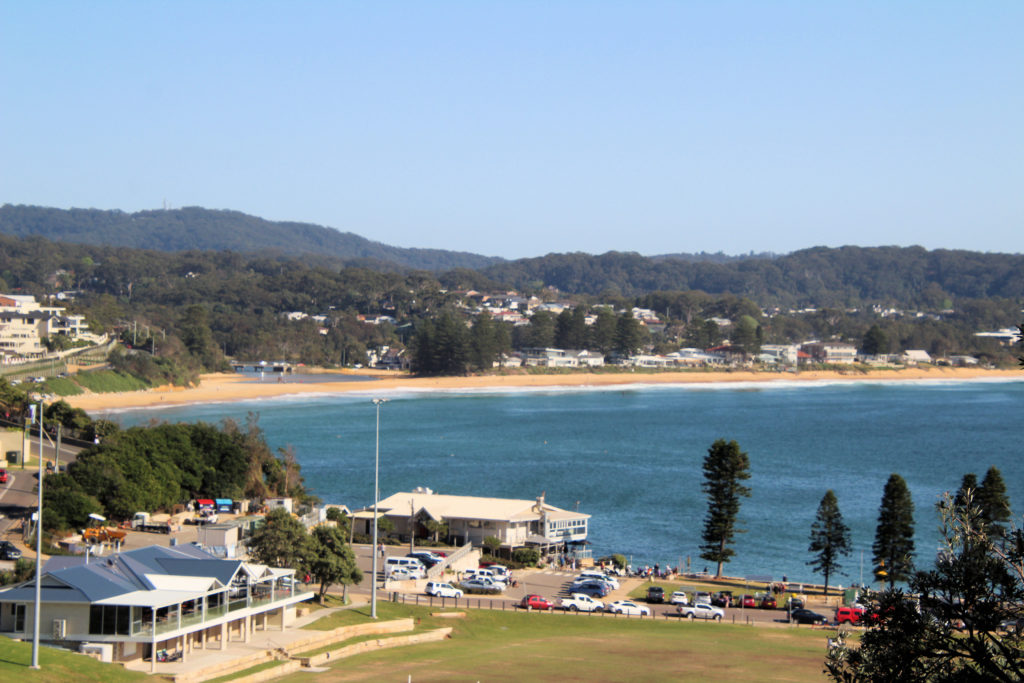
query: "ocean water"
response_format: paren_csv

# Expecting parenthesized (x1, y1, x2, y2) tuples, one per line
(106, 377, 1024, 586)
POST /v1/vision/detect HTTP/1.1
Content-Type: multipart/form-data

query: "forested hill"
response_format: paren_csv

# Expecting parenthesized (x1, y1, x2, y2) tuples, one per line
(480, 247, 1024, 306)
(0, 204, 502, 272)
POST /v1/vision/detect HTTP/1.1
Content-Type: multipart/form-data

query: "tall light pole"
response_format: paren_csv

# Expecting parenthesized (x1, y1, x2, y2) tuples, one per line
(31, 401, 43, 669)
(370, 398, 388, 619)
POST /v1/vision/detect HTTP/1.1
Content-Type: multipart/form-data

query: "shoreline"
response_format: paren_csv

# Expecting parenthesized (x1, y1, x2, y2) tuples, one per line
(64, 366, 1024, 413)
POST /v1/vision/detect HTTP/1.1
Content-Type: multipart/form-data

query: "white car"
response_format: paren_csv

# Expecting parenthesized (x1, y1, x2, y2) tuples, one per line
(670, 591, 689, 606)
(560, 593, 605, 612)
(607, 600, 651, 616)
(425, 581, 463, 598)
(678, 602, 725, 621)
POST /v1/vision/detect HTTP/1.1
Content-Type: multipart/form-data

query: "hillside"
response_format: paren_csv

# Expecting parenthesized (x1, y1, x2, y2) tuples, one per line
(0, 204, 502, 272)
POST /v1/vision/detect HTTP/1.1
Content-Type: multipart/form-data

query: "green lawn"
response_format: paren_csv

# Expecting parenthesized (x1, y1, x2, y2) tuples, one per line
(284, 601, 830, 682)
(0, 637, 149, 682)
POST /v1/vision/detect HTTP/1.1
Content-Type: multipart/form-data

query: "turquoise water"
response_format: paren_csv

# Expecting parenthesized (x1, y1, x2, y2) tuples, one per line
(107, 378, 1024, 585)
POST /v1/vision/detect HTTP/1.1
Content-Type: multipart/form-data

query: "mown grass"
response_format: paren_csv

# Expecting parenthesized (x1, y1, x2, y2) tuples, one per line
(0, 636, 149, 682)
(204, 659, 285, 683)
(284, 601, 830, 682)
(71, 370, 151, 393)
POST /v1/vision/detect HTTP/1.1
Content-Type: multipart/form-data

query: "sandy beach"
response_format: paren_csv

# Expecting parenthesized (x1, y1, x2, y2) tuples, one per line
(63, 365, 1023, 413)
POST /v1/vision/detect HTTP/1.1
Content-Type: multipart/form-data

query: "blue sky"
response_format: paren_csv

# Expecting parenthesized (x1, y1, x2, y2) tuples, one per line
(2, 2, 1021, 258)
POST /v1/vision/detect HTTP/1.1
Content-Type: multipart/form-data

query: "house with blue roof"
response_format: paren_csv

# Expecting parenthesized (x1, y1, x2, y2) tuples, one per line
(0, 543, 312, 671)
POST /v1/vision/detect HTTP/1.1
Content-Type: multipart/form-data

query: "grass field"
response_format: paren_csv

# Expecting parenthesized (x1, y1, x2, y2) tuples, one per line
(284, 601, 831, 682)
(70, 370, 150, 394)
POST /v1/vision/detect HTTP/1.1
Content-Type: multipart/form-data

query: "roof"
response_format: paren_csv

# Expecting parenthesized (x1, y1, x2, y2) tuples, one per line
(0, 544, 288, 609)
(372, 491, 589, 523)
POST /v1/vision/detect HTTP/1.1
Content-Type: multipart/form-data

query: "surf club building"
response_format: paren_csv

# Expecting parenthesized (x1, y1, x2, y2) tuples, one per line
(353, 489, 591, 560)
(0, 544, 311, 671)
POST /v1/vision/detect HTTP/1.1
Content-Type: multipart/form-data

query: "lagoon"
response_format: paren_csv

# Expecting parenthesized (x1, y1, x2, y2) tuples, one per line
(109, 378, 1024, 585)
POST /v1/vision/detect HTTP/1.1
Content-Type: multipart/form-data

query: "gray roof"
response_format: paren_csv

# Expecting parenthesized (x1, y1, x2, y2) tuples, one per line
(0, 544, 249, 608)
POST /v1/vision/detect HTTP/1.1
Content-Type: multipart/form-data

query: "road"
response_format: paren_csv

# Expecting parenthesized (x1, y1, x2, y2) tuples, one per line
(0, 440, 84, 538)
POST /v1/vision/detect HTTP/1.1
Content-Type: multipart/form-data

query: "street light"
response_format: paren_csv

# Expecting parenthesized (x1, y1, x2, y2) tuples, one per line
(370, 398, 388, 619)
(31, 400, 43, 669)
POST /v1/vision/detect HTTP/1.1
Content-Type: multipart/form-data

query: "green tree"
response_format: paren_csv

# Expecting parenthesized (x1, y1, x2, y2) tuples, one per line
(954, 472, 979, 515)
(469, 310, 499, 371)
(309, 525, 363, 603)
(527, 310, 556, 349)
(614, 311, 645, 356)
(732, 314, 762, 354)
(862, 324, 889, 356)
(807, 490, 852, 595)
(589, 307, 618, 353)
(247, 508, 314, 571)
(977, 466, 1011, 538)
(423, 518, 448, 543)
(873, 473, 915, 588)
(483, 535, 502, 557)
(699, 439, 752, 579)
(827, 492, 1024, 682)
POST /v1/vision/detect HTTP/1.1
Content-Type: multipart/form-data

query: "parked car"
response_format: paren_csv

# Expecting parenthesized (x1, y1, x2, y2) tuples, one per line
(835, 606, 865, 624)
(739, 594, 757, 608)
(460, 578, 504, 594)
(678, 603, 725, 621)
(607, 600, 651, 616)
(694, 591, 712, 605)
(790, 608, 829, 625)
(384, 556, 426, 579)
(0, 540, 21, 560)
(578, 570, 620, 590)
(670, 591, 689, 606)
(560, 593, 605, 612)
(409, 551, 443, 568)
(465, 568, 505, 584)
(711, 591, 733, 607)
(571, 580, 610, 599)
(520, 594, 554, 610)
(425, 581, 463, 598)
(486, 564, 512, 582)
(0, 468, 7, 484)
(646, 586, 665, 603)
(759, 595, 777, 609)
(787, 596, 805, 611)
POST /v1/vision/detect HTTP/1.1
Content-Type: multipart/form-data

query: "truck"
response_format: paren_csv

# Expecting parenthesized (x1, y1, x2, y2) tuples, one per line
(132, 512, 172, 534)
(560, 593, 605, 613)
(677, 603, 725, 621)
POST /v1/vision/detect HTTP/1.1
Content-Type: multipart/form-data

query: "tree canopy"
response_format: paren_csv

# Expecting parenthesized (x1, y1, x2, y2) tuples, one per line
(873, 473, 916, 589)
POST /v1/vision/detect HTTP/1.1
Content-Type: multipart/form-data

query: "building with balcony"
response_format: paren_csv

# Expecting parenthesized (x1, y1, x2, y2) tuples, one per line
(353, 490, 590, 557)
(0, 544, 312, 672)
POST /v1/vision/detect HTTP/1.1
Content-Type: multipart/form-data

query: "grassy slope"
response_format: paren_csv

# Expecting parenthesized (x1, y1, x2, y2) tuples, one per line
(0, 637, 149, 682)
(284, 602, 829, 683)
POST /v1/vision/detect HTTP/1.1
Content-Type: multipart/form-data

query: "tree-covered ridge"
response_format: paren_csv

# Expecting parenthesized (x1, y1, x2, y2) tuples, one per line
(0, 204, 503, 272)
(481, 246, 1024, 307)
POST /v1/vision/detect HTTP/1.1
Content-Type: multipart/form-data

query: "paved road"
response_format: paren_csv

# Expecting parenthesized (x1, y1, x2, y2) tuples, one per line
(0, 440, 84, 538)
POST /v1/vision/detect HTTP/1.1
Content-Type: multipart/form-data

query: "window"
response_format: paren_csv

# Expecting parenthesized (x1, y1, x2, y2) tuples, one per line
(89, 604, 131, 635)
(12, 604, 25, 631)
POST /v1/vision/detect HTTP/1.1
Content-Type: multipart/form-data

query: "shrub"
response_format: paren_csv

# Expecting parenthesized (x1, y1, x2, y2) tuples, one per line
(512, 548, 540, 567)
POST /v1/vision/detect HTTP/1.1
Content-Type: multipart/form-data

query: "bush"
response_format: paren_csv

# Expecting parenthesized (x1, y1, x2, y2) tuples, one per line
(511, 548, 540, 567)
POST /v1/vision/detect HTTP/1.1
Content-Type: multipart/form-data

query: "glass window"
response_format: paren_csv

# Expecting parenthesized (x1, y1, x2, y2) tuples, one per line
(89, 605, 104, 634)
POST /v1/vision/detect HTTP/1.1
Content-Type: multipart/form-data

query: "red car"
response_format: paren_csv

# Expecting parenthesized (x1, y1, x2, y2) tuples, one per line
(836, 606, 866, 624)
(739, 594, 757, 608)
(0, 468, 7, 484)
(520, 594, 554, 611)
(759, 595, 777, 609)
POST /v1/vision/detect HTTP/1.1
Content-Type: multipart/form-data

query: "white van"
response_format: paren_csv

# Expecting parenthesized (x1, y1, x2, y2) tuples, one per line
(385, 556, 426, 579)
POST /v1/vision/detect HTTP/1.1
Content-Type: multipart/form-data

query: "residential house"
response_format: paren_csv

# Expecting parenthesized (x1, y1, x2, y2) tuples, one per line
(0, 544, 311, 671)
(800, 341, 858, 364)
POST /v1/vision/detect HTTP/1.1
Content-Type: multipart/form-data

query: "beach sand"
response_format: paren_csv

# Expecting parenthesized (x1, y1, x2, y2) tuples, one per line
(64, 365, 1023, 413)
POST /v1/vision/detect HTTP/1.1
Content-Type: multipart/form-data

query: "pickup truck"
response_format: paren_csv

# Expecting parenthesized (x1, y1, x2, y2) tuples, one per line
(560, 593, 605, 613)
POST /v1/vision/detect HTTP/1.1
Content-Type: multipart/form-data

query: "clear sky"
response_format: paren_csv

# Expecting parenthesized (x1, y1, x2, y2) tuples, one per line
(2, 2, 1021, 259)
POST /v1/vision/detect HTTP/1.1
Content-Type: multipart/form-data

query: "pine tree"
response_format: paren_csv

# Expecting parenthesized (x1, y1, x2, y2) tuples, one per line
(807, 490, 852, 595)
(952, 472, 978, 515)
(872, 473, 915, 588)
(977, 465, 1011, 538)
(699, 439, 752, 579)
